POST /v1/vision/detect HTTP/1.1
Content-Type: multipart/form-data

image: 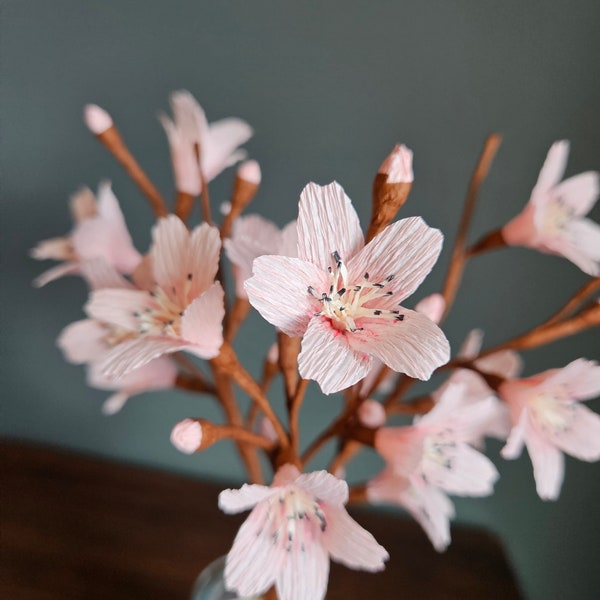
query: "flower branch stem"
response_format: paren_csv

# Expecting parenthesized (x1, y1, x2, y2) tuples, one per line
(174, 191, 195, 222)
(224, 297, 251, 343)
(93, 125, 168, 218)
(175, 373, 216, 396)
(544, 277, 600, 326)
(441, 134, 502, 320)
(289, 378, 310, 458)
(389, 395, 435, 415)
(383, 374, 417, 412)
(207, 423, 276, 450)
(213, 343, 289, 450)
(466, 228, 507, 258)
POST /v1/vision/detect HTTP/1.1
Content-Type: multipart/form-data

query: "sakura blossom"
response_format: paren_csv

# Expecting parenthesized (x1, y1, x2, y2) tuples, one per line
(245, 182, 450, 394)
(219, 464, 388, 600)
(86, 215, 225, 379)
(500, 358, 600, 500)
(502, 140, 600, 275)
(30, 182, 141, 287)
(224, 214, 298, 298)
(159, 90, 253, 194)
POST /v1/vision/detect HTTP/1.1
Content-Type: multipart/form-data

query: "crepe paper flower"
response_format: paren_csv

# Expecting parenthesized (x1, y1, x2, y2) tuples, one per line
(358, 399, 387, 428)
(378, 144, 414, 183)
(159, 90, 253, 194)
(31, 182, 141, 287)
(219, 464, 389, 600)
(245, 182, 450, 394)
(86, 215, 225, 379)
(224, 215, 298, 298)
(500, 358, 600, 501)
(502, 140, 600, 275)
(375, 384, 499, 497)
(367, 471, 454, 552)
(58, 317, 177, 414)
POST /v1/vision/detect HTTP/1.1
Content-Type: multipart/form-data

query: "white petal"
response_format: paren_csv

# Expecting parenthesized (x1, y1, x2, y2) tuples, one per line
(57, 319, 106, 364)
(347, 217, 443, 304)
(276, 542, 329, 600)
(80, 258, 135, 290)
(33, 262, 80, 287)
(101, 392, 130, 415)
(533, 140, 569, 197)
(546, 403, 600, 461)
(525, 423, 565, 501)
(245, 256, 327, 336)
(203, 118, 253, 181)
(298, 317, 372, 395)
(501, 408, 528, 460)
(295, 471, 349, 506)
(297, 182, 364, 270)
(542, 358, 600, 401)
(85, 288, 151, 331)
(561, 218, 600, 275)
(219, 484, 274, 514)
(554, 171, 599, 217)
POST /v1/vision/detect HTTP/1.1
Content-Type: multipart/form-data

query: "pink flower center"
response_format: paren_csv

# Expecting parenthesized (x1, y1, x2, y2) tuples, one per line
(541, 197, 573, 235)
(308, 251, 404, 333)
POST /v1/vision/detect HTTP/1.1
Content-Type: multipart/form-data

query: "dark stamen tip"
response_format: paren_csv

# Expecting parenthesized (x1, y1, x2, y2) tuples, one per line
(187, 273, 193, 281)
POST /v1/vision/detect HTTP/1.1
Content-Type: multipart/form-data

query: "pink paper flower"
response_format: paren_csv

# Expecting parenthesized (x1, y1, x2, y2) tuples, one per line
(31, 182, 141, 287)
(219, 464, 388, 600)
(224, 214, 298, 298)
(245, 182, 450, 394)
(502, 141, 600, 275)
(375, 384, 500, 497)
(367, 471, 454, 552)
(159, 90, 253, 194)
(500, 358, 600, 500)
(86, 215, 225, 378)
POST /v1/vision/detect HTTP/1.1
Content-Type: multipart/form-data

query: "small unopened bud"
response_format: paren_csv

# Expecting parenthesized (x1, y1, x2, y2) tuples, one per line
(414, 293, 446, 325)
(367, 144, 414, 242)
(171, 418, 203, 454)
(378, 144, 413, 183)
(358, 399, 386, 429)
(84, 104, 113, 135)
(258, 416, 278, 443)
(238, 159, 261, 185)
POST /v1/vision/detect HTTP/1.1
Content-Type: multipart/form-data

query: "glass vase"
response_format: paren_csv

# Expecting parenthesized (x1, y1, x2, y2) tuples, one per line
(190, 556, 263, 600)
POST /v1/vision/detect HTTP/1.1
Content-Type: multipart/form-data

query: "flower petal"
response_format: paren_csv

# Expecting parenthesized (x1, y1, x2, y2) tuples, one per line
(180, 282, 225, 357)
(101, 392, 130, 415)
(347, 217, 443, 304)
(546, 403, 600, 461)
(245, 256, 327, 336)
(33, 262, 80, 288)
(219, 484, 274, 514)
(350, 309, 449, 381)
(533, 140, 569, 199)
(560, 218, 600, 275)
(543, 358, 600, 401)
(297, 182, 364, 270)
(501, 408, 528, 460)
(298, 317, 372, 394)
(203, 118, 254, 181)
(374, 427, 424, 476)
(554, 171, 599, 217)
(322, 505, 389, 572)
(80, 258, 134, 290)
(276, 541, 329, 600)
(525, 422, 565, 501)
(57, 319, 106, 364)
(295, 471, 349, 506)
(86, 288, 152, 332)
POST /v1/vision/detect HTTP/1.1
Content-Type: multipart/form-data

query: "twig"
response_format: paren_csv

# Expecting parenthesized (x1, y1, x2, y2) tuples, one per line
(543, 277, 600, 326)
(289, 378, 310, 459)
(174, 191, 195, 222)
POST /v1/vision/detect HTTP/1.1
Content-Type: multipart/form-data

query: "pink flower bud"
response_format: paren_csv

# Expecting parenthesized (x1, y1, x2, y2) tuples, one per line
(358, 399, 387, 428)
(378, 144, 414, 183)
(83, 104, 113, 134)
(237, 159, 261, 185)
(171, 418, 202, 454)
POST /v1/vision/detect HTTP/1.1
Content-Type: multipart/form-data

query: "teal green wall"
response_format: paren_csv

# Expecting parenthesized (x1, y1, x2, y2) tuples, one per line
(2, 2, 599, 598)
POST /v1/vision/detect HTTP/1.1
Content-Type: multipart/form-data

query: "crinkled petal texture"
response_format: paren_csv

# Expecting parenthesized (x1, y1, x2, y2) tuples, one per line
(220, 466, 388, 600)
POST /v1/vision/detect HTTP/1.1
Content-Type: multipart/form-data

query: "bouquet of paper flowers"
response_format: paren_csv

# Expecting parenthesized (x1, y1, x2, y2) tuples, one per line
(32, 90, 600, 600)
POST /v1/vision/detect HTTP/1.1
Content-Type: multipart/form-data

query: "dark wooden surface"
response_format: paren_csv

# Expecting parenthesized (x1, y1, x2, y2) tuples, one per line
(1, 440, 523, 599)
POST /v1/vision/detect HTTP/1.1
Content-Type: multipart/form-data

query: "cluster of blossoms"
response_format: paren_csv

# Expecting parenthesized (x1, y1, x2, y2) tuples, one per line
(33, 90, 600, 600)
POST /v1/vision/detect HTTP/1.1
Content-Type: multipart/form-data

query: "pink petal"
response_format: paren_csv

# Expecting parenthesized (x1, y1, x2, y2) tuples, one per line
(422, 442, 498, 496)
(543, 358, 600, 401)
(180, 282, 225, 358)
(533, 140, 569, 198)
(203, 118, 253, 181)
(350, 309, 449, 381)
(30, 236, 73, 261)
(295, 471, 349, 506)
(272, 464, 302, 486)
(278, 220, 299, 257)
(80, 258, 135, 290)
(502, 201, 537, 247)
(458, 329, 483, 359)
(298, 317, 372, 394)
(322, 505, 389, 572)
(475, 348, 523, 379)
(72, 181, 141, 273)
(545, 403, 600, 461)
(501, 408, 528, 460)
(99, 336, 189, 379)
(366, 468, 410, 504)
(554, 171, 599, 217)
(245, 256, 326, 336)
(33, 262, 80, 287)
(347, 217, 443, 304)
(69, 187, 97, 223)
(85, 288, 152, 332)
(218, 484, 274, 514)
(525, 422, 565, 500)
(101, 392, 130, 415)
(357, 399, 387, 428)
(560, 218, 600, 275)
(414, 293, 445, 324)
(187, 223, 222, 296)
(374, 427, 424, 476)
(297, 182, 364, 270)
(276, 541, 329, 600)
(57, 319, 106, 364)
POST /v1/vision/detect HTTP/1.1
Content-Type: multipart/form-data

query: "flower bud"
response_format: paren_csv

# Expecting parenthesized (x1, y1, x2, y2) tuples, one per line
(83, 104, 113, 135)
(378, 144, 413, 183)
(171, 418, 204, 454)
(358, 399, 387, 428)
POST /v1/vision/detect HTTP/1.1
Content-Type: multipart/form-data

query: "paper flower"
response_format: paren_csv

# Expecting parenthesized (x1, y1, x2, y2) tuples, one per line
(31, 182, 141, 287)
(224, 214, 298, 298)
(500, 358, 600, 500)
(159, 90, 253, 194)
(219, 464, 388, 600)
(86, 215, 225, 378)
(245, 182, 450, 394)
(502, 141, 600, 275)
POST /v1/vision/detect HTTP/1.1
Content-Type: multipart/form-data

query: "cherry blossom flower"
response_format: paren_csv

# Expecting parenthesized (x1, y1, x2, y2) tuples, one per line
(367, 471, 454, 552)
(245, 182, 450, 394)
(502, 141, 600, 275)
(219, 464, 388, 600)
(159, 90, 253, 194)
(31, 182, 141, 287)
(224, 214, 298, 298)
(86, 215, 225, 379)
(500, 358, 600, 500)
